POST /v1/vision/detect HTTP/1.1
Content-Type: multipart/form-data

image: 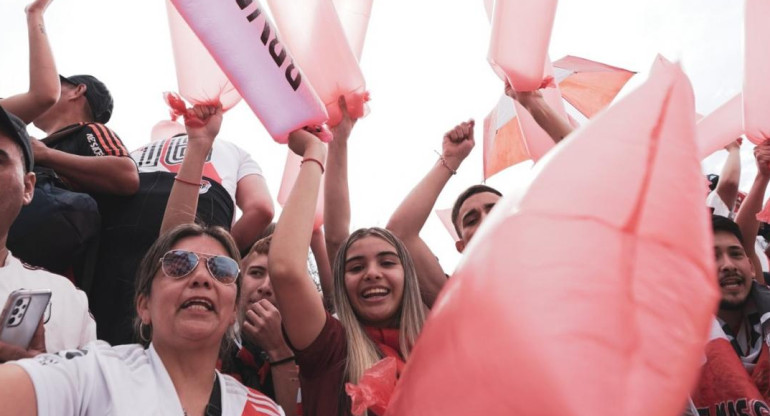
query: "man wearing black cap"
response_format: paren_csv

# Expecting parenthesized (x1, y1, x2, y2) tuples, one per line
(29, 74, 138, 195)
(8, 75, 138, 284)
(0, 106, 96, 361)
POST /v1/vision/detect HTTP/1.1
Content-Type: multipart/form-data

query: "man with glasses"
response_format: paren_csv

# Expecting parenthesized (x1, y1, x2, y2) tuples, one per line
(0, 106, 95, 361)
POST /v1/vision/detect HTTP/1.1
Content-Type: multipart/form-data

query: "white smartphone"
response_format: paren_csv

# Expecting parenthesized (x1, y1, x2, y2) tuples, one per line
(0, 289, 52, 349)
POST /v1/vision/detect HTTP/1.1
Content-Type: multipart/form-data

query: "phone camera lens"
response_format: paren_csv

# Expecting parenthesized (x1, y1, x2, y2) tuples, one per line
(12, 308, 18, 315)
(15, 299, 23, 307)
(8, 317, 15, 325)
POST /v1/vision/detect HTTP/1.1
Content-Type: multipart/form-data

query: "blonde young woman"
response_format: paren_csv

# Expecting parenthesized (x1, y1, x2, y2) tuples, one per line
(268, 123, 426, 416)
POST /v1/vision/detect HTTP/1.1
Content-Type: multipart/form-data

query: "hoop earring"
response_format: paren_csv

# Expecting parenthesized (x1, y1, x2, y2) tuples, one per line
(139, 322, 152, 343)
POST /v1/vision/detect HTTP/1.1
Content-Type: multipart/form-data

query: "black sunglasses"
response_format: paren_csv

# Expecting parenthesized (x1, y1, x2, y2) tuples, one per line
(160, 250, 239, 284)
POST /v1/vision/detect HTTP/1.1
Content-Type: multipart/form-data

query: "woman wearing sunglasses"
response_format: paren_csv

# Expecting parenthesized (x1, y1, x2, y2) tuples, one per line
(0, 105, 284, 416)
(269, 102, 426, 416)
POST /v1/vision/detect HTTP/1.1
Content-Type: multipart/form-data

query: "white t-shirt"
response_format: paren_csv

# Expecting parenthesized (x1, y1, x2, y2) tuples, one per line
(705, 190, 733, 218)
(0, 253, 95, 352)
(15, 342, 284, 416)
(131, 135, 263, 203)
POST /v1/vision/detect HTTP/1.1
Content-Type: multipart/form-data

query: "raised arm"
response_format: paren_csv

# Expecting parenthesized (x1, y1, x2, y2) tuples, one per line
(268, 129, 328, 350)
(386, 121, 475, 307)
(506, 82, 574, 143)
(715, 138, 742, 212)
(0, 0, 60, 124)
(29, 139, 139, 195)
(311, 227, 334, 310)
(735, 141, 770, 284)
(241, 299, 298, 414)
(231, 174, 274, 253)
(324, 96, 358, 266)
(160, 104, 222, 234)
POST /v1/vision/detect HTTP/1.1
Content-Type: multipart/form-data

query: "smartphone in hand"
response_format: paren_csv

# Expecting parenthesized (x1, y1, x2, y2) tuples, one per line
(0, 289, 51, 349)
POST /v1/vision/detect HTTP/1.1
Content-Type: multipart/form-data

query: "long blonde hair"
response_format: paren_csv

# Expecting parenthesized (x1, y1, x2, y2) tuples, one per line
(332, 227, 426, 386)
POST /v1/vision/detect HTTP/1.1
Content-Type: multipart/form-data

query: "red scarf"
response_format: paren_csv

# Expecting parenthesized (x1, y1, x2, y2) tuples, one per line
(364, 326, 406, 374)
(344, 327, 406, 416)
(693, 321, 770, 415)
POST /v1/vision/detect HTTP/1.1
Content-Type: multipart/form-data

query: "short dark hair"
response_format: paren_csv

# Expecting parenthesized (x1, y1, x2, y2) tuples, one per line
(246, 235, 272, 258)
(451, 184, 502, 238)
(712, 215, 744, 245)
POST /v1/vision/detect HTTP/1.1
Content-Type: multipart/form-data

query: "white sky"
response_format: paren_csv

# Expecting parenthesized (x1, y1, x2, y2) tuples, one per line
(0, 0, 748, 272)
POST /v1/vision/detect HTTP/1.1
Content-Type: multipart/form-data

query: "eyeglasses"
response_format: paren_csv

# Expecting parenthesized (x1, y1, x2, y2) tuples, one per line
(160, 250, 240, 284)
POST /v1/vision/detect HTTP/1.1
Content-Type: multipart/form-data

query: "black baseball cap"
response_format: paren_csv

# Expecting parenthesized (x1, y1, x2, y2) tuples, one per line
(706, 174, 719, 192)
(60, 74, 113, 123)
(0, 106, 33, 172)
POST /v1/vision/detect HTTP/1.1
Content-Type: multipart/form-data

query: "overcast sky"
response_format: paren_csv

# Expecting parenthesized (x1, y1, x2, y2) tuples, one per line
(0, 0, 747, 272)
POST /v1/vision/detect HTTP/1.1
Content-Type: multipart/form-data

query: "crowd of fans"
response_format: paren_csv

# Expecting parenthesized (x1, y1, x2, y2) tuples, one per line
(0, 1, 768, 415)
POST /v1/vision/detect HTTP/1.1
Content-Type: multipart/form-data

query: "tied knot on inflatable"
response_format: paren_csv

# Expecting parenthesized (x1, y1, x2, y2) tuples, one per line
(345, 357, 398, 416)
(163, 91, 221, 129)
(538, 75, 556, 90)
(303, 124, 333, 143)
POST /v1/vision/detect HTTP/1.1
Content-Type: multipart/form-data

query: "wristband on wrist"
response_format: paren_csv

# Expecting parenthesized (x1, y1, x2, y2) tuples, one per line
(434, 150, 457, 175)
(301, 157, 325, 174)
(269, 355, 295, 366)
(174, 176, 202, 187)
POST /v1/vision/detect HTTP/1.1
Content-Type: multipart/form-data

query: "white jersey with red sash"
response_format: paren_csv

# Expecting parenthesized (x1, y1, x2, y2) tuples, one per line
(13, 341, 284, 416)
(693, 283, 770, 416)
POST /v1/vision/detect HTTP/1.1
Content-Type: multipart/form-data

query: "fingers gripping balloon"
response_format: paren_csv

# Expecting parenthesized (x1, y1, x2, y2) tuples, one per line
(385, 62, 718, 416)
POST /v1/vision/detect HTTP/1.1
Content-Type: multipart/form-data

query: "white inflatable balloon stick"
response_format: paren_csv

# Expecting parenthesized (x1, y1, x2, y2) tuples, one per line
(170, 0, 330, 143)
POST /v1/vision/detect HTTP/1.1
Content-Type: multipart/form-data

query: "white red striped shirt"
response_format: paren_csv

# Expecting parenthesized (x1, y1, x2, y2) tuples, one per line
(14, 341, 284, 416)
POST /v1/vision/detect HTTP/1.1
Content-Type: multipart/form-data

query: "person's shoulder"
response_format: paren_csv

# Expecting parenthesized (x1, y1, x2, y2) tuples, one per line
(220, 373, 282, 415)
(81, 122, 121, 137)
(10, 256, 79, 290)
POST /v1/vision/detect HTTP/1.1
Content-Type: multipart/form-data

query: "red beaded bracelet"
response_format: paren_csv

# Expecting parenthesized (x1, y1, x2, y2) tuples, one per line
(301, 157, 325, 174)
(174, 176, 202, 187)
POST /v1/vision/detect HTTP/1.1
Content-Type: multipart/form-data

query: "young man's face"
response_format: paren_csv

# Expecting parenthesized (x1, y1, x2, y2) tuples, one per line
(714, 231, 754, 310)
(239, 252, 276, 312)
(455, 192, 501, 253)
(0, 134, 34, 232)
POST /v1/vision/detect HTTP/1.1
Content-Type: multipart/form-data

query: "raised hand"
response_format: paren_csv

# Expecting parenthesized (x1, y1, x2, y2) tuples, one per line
(442, 119, 475, 171)
(330, 95, 358, 142)
(25, 0, 54, 15)
(725, 137, 743, 152)
(242, 299, 291, 358)
(754, 140, 770, 177)
(184, 103, 223, 148)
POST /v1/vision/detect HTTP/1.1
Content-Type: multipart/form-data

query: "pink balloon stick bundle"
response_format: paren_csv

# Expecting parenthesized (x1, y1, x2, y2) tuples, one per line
(385, 61, 718, 416)
(170, 0, 329, 143)
(488, 0, 559, 92)
(266, 0, 369, 127)
(166, 0, 241, 111)
(696, 93, 743, 159)
(743, 0, 770, 144)
(332, 0, 374, 61)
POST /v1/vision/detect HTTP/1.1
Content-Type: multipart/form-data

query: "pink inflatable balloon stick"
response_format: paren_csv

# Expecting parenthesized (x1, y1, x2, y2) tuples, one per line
(278, 149, 325, 229)
(170, 0, 329, 143)
(488, 0, 559, 92)
(266, 0, 369, 127)
(696, 93, 743, 159)
(744, 0, 770, 144)
(332, 0, 374, 61)
(166, 0, 241, 111)
(483, 0, 494, 22)
(386, 62, 718, 416)
(151, 119, 186, 142)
